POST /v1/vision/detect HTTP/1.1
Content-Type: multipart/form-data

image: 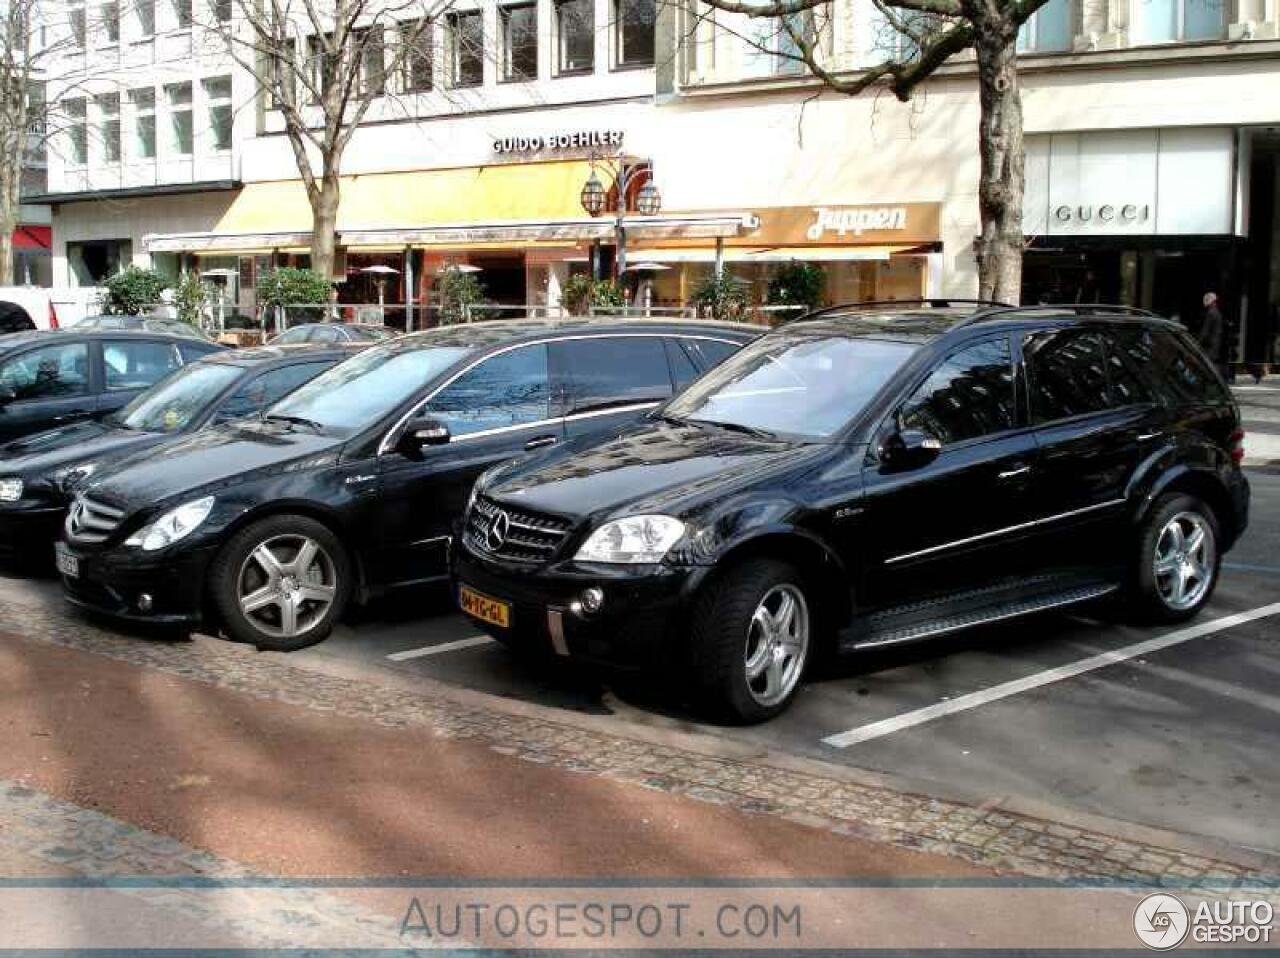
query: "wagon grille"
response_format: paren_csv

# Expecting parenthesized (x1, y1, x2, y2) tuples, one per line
(65, 494, 126, 544)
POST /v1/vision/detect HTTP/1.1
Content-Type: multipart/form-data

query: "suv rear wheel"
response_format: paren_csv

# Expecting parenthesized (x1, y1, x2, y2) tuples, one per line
(689, 558, 812, 723)
(210, 514, 351, 651)
(1132, 493, 1221, 622)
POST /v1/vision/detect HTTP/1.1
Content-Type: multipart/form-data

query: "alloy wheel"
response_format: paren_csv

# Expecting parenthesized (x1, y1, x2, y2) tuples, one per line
(743, 583, 810, 708)
(236, 534, 338, 639)
(1153, 511, 1215, 612)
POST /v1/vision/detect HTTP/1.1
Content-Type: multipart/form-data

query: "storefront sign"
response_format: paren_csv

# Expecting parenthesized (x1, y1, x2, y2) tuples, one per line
(493, 130, 624, 155)
(1053, 204, 1151, 225)
(806, 206, 909, 240)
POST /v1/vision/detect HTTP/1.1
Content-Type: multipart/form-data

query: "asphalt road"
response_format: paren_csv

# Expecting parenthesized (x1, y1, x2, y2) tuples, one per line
(2, 397, 1278, 862)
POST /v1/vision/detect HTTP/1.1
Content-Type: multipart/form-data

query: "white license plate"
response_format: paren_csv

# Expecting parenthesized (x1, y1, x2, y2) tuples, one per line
(54, 545, 79, 578)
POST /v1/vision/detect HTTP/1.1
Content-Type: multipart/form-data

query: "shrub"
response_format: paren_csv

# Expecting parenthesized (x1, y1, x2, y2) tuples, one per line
(561, 274, 625, 315)
(256, 267, 332, 309)
(433, 266, 486, 325)
(173, 271, 210, 327)
(99, 266, 170, 316)
(690, 272, 750, 321)
(767, 262, 826, 310)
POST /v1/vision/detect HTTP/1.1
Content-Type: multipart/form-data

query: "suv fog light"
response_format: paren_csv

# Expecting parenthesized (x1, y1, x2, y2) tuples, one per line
(137, 594, 153, 613)
(579, 587, 605, 615)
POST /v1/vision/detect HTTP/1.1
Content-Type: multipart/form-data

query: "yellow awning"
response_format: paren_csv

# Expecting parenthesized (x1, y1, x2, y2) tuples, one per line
(634, 245, 920, 263)
(213, 160, 596, 235)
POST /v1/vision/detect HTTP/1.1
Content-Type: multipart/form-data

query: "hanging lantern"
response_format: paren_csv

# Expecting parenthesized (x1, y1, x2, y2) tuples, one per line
(580, 170, 607, 216)
(636, 180, 662, 216)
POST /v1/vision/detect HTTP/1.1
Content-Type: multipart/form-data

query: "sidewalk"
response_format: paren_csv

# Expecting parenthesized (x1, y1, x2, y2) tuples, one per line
(1232, 381, 1280, 467)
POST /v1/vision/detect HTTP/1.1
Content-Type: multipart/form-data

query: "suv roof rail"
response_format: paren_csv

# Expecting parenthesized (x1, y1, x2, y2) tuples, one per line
(961, 303, 1163, 325)
(786, 298, 1012, 324)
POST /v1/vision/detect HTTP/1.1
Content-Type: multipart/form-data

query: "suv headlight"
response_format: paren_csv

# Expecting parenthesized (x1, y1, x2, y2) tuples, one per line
(0, 478, 22, 502)
(125, 496, 215, 551)
(575, 515, 686, 564)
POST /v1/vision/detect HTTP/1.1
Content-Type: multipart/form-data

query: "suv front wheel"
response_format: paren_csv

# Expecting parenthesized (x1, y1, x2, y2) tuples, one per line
(689, 558, 813, 723)
(1133, 493, 1221, 622)
(210, 514, 351, 651)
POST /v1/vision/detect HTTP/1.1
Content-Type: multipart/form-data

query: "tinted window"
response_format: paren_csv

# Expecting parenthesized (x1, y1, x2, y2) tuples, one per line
(217, 362, 332, 421)
(273, 327, 312, 345)
(1025, 330, 1111, 423)
(665, 338, 701, 390)
(309, 325, 341, 344)
(179, 342, 217, 363)
(692, 339, 739, 369)
(120, 361, 242, 432)
(1153, 330, 1229, 404)
(1103, 332, 1157, 406)
(425, 344, 550, 436)
(103, 340, 181, 391)
(666, 334, 916, 440)
(560, 337, 673, 413)
(899, 338, 1016, 445)
(0, 342, 91, 400)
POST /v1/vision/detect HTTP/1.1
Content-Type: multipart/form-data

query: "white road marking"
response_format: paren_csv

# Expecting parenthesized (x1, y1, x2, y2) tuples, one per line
(387, 635, 494, 661)
(821, 602, 1280, 749)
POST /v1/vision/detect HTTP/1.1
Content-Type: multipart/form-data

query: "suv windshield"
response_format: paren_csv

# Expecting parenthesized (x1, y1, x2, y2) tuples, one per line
(267, 342, 470, 434)
(118, 362, 243, 433)
(664, 334, 917, 440)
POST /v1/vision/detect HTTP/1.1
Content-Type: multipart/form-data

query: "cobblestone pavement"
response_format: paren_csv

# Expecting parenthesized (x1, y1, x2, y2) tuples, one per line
(1, 595, 1271, 889)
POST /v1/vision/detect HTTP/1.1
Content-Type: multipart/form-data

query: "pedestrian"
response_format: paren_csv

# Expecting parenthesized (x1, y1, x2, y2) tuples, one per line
(1199, 292, 1227, 378)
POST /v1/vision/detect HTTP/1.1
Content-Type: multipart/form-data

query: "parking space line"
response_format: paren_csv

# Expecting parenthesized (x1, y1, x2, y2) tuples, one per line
(1224, 561, 1280, 575)
(821, 602, 1280, 749)
(386, 636, 494, 661)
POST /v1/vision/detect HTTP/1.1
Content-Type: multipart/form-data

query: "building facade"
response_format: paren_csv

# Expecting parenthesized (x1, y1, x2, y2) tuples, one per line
(35, 0, 1280, 361)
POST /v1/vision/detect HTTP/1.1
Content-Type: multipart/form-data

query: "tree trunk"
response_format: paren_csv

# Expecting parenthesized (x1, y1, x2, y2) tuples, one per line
(0, 230, 13, 286)
(972, 32, 1025, 305)
(309, 173, 341, 282)
(0, 165, 18, 286)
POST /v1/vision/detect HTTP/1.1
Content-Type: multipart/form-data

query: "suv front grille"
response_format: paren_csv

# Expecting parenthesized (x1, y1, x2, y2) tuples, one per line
(463, 496, 573, 564)
(65, 494, 126, 544)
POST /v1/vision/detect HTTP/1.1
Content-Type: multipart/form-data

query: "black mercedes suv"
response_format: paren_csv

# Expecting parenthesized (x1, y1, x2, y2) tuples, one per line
(454, 302, 1250, 722)
(0, 344, 355, 563)
(55, 318, 756, 647)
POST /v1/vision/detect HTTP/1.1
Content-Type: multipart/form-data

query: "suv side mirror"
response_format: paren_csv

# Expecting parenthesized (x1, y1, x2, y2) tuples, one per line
(881, 428, 942, 470)
(396, 416, 451, 458)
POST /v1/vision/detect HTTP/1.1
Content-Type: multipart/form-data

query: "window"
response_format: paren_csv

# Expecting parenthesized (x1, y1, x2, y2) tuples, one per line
(204, 76, 232, 151)
(69, 5, 86, 48)
(558, 337, 674, 413)
(1103, 332, 1157, 406)
(402, 21, 433, 91)
(131, 87, 156, 159)
(1137, 329, 1229, 405)
(102, 341, 181, 391)
(665, 339, 701, 390)
(269, 38, 298, 106)
(1018, 0, 1071, 51)
(137, 0, 155, 36)
(615, 0, 655, 66)
(556, 0, 594, 72)
(425, 345, 551, 436)
(166, 82, 193, 154)
(1130, 0, 1224, 43)
(689, 338, 739, 369)
(501, 3, 538, 80)
(97, 93, 121, 163)
(120, 362, 242, 432)
(899, 338, 1016, 445)
(308, 326, 341, 344)
(0, 343, 91, 400)
(355, 25, 386, 95)
(172, 0, 192, 29)
(213, 0, 232, 22)
(741, 11, 814, 77)
(64, 98, 88, 165)
(215, 363, 331, 422)
(449, 11, 484, 87)
(306, 34, 338, 102)
(100, 1, 120, 43)
(1025, 330, 1111, 422)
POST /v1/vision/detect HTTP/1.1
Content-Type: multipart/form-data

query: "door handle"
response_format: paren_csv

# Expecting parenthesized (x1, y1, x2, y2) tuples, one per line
(524, 435, 558, 451)
(998, 465, 1031, 480)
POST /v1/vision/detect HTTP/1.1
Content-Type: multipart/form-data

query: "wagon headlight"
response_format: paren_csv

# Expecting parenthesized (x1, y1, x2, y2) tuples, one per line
(125, 496, 215, 551)
(0, 478, 22, 502)
(575, 515, 686, 564)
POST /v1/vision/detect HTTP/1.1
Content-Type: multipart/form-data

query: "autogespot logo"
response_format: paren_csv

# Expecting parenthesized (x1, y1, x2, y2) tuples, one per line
(1134, 893, 1191, 950)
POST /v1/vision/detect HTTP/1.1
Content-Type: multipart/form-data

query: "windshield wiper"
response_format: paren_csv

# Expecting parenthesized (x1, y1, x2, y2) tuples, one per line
(262, 413, 324, 433)
(686, 418, 778, 441)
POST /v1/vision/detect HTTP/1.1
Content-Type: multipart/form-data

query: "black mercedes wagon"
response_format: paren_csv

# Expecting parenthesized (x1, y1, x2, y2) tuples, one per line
(55, 318, 757, 647)
(454, 302, 1250, 722)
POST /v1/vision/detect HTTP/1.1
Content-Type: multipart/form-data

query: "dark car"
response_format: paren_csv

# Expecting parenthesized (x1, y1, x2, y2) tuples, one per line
(0, 330, 223, 445)
(0, 344, 356, 563)
(74, 315, 216, 341)
(54, 318, 758, 646)
(453, 302, 1250, 722)
(0, 302, 36, 335)
(271, 323, 396, 345)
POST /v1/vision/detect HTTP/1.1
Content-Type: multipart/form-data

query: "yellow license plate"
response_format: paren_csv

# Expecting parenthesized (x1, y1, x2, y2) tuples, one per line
(459, 585, 511, 628)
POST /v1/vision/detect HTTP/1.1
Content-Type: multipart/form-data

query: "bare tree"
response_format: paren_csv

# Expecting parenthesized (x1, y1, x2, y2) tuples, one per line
(680, 0, 1052, 302)
(211, 0, 450, 279)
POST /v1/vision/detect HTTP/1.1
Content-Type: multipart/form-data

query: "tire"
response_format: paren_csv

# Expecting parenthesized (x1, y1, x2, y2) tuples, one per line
(1131, 492, 1222, 623)
(209, 514, 351, 652)
(688, 558, 813, 723)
